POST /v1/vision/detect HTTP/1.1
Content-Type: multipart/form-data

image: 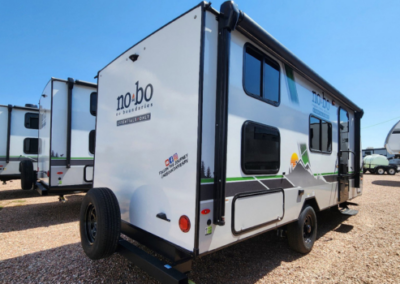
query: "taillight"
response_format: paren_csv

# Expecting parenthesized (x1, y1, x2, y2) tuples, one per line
(47, 171, 50, 177)
(179, 215, 190, 233)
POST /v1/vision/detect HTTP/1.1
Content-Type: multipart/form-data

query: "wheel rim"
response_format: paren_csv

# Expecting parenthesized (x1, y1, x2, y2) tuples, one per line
(378, 169, 384, 174)
(389, 169, 395, 174)
(85, 203, 97, 245)
(303, 214, 314, 244)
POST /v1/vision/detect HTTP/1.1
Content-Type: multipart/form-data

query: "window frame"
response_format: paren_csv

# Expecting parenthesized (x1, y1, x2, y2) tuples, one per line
(242, 43, 281, 107)
(24, 112, 39, 129)
(309, 114, 332, 155)
(23, 137, 39, 154)
(241, 120, 281, 175)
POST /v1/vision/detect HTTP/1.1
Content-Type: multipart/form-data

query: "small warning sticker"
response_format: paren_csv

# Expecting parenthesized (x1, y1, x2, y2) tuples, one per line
(205, 226, 212, 235)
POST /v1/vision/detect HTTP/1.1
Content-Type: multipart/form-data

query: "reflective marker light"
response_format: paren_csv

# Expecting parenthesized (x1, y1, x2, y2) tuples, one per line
(57, 172, 63, 175)
(201, 209, 210, 215)
(47, 171, 50, 177)
(179, 215, 190, 233)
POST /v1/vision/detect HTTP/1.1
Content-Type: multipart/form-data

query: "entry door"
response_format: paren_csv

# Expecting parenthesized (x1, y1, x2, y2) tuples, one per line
(338, 108, 350, 202)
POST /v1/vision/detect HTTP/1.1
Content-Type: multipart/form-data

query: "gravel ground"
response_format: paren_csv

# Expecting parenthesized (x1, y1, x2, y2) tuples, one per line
(1, 174, 400, 283)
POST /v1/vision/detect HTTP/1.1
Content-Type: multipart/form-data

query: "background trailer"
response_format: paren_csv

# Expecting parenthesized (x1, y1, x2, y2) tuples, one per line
(0, 104, 39, 185)
(385, 120, 400, 158)
(24, 78, 97, 196)
(80, 2, 363, 283)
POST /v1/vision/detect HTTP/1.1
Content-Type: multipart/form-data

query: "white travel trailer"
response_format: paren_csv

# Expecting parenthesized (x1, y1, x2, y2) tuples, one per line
(0, 104, 39, 186)
(21, 78, 97, 196)
(79, 2, 363, 283)
(385, 120, 400, 158)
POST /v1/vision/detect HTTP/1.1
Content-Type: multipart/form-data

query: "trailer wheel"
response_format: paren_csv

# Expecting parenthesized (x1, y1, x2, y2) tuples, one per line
(287, 205, 317, 254)
(80, 187, 121, 260)
(20, 160, 34, 190)
(388, 168, 396, 175)
(376, 167, 385, 175)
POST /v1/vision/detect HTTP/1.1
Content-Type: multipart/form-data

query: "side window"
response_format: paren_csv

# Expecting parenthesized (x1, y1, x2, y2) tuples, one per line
(24, 138, 38, 154)
(90, 92, 97, 116)
(242, 121, 280, 174)
(25, 113, 39, 129)
(309, 116, 332, 153)
(89, 130, 95, 154)
(243, 44, 280, 106)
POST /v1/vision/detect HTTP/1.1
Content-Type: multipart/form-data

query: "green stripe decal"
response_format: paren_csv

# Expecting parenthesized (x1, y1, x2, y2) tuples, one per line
(255, 175, 284, 180)
(201, 178, 214, 183)
(314, 172, 338, 176)
(226, 177, 255, 182)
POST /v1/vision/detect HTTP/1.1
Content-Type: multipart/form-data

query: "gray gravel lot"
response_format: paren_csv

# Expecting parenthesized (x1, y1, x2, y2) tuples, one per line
(1, 174, 400, 283)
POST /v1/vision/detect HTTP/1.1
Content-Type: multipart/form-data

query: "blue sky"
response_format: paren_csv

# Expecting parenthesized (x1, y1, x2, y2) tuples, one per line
(1, 0, 399, 148)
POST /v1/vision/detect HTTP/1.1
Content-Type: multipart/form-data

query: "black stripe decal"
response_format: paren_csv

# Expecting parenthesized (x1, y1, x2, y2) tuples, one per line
(51, 160, 94, 166)
(200, 178, 294, 201)
(0, 157, 37, 162)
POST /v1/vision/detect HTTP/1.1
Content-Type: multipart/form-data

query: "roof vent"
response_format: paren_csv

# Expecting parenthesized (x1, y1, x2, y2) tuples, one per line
(25, 104, 38, 108)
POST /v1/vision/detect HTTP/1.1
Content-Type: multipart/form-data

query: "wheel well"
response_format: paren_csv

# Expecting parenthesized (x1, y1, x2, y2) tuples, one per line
(302, 198, 320, 213)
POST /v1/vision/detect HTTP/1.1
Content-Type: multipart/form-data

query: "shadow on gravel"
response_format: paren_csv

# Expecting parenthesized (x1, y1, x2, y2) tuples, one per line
(0, 188, 45, 201)
(0, 195, 83, 233)
(372, 180, 400, 187)
(190, 209, 352, 283)
(0, 208, 354, 283)
(334, 224, 354, 233)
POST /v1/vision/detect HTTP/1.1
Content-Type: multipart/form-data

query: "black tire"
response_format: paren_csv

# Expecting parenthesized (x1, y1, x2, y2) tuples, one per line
(369, 169, 374, 174)
(362, 168, 367, 174)
(80, 187, 121, 260)
(376, 167, 385, 175)
(20, 160, 34, 190)
(387, 168, 396, 175)
(287, 205, 317, 254)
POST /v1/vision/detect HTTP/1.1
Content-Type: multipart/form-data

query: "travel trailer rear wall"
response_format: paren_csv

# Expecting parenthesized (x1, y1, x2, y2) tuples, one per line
(79, 2, 364, 283)
(20, 78, 97, 195)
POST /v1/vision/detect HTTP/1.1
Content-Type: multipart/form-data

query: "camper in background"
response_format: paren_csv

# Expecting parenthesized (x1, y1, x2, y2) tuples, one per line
(20, 78, 97, 199)
(0, 104, 39, 187)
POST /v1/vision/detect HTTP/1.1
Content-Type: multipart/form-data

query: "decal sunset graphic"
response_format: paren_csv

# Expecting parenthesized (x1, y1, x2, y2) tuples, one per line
(290, 153, 299, 168)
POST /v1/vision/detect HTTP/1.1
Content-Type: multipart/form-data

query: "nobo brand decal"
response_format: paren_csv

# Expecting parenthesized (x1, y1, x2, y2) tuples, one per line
(312, 91, 330, 120)
(116, 81, 153, 110)
(159, 153, 188, 178)
(115, 81, 154, 118)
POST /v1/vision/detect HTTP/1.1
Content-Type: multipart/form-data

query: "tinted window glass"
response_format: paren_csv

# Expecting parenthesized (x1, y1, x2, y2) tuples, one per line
(244, 45, 280, 106)
(24, 138, 38, 154)
(263, 59, 280, 103)
(90, 92, 97, 116)
(310, 116, 332, 153)
(89, 130, 95, 154)
(244, 50, 262, 97)
(242, 121, 280, 174)
(25, 113, 39, 129)
(310, 117, 320, 151)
